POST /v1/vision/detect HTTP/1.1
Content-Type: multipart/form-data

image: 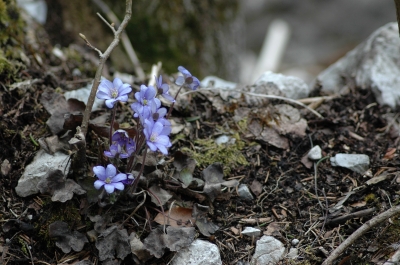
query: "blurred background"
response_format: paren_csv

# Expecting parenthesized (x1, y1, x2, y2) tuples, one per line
(18, 0, 396, 84)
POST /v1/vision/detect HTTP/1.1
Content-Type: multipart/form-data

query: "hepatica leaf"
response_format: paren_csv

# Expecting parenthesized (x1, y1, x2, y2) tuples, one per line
(49, 221, 88, 253)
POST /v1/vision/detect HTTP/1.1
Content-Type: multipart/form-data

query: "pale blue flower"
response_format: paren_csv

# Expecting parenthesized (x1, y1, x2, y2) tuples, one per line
(93, 164, 127, 193)
(175, 66, 200, 90)
(96, 78, 132, 108)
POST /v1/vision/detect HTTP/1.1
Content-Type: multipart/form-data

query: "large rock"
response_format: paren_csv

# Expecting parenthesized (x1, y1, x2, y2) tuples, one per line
(314, 22, 400, 109)
(15, 150, 70, 197)
(171, 239, 222, 265)
(251, 236, 285, 265)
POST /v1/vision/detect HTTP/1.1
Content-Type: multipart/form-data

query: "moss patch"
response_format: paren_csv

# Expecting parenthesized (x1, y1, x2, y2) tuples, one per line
(182, 133, 248, 174)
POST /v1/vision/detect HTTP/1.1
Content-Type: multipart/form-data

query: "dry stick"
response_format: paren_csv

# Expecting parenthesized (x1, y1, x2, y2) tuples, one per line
(182, 87, 323, 118)
(322, 204, 400, 265)
(91, 0, 145, 82)
(80, 0, 132, 136)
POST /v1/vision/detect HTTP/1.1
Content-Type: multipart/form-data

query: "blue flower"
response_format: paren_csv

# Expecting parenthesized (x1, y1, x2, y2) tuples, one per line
(155, 75, 175, 102)
(131, 85, 161, 121)
(96, 78, 132, 108)
(143, 119, 172, 155)
(93, 164, 127, 193)
(104, 130, 136, 158)
(175, 66, 200, 90)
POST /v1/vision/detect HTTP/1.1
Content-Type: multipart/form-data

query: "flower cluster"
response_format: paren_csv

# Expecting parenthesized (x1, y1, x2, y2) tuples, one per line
(92, 66, 199, 194)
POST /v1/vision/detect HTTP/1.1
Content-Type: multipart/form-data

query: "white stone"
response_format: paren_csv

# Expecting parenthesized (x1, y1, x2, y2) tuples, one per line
(287, 248, 298, 259)
(291, 238, 299, 246)
(251, 236, 285, 265)
(171, 239, 222, 265)
(238, 184, 254, 201)
(254, 71, 309, 100)
(15, 150, 70, 197)
(242, 227, 261, 237)
(307, 145, 322, 160)
(330, 153, 370, 174)
(314, 22, 400, 109)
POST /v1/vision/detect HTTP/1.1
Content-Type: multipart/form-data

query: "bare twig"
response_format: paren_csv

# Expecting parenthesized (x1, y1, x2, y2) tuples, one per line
(92, 0, 145, 81)
(80, 0, 132, 136)
(182, 87, 323, 118)
(322, 204, 400, 265)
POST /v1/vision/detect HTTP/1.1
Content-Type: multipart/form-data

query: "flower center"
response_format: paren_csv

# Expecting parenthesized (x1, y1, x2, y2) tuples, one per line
(150, 133, 158, 143)
(185, 76, 193, 84)
(143, 99, 148, 105)
(111, 88, 118, 98)
(105, 177, 112, 184)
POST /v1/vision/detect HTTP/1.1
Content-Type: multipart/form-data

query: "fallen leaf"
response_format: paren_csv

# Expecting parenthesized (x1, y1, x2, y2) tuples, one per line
(37, 169, 86, 202)
(173, 151, 197, 188)
(143, 226, 196, 258)
(148, 185, 172, 206)
(129, 232, 152, 262)
(250, 180, 263, 196)
(49, 221, 88, 253)
(154, 206, 195, 227)
(95, 226, 131, 261)
(383, 147, 397, 160)
(264, 222, 282, 237)
(202, 163, 238, 201)
(193, 204, 219, 236)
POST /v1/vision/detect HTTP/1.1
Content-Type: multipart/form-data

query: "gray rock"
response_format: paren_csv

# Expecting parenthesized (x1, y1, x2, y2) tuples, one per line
(291, 238, 299, 246)
(15, 149, 70, 197)
(238, 184, 254, 201)
(287, 248, 298, 259)
(171, 239, 222, 265)
(241, 227, 261, 237)
(251, 236, 285, 265)
(314, 22, 400, 109)
(330, 153, 370, 174)
(307, 145, 322, 160)
(254, 71, 309, 100)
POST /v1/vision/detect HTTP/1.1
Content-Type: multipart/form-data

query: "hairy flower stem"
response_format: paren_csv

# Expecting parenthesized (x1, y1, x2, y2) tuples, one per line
(109, 106, 117, 143)
(80, 0, 132, 136)
(131, 148, 148, 192)
(166, 85, 184, 119)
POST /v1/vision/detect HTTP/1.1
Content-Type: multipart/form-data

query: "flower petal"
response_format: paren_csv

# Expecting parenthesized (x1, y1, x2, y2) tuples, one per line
(155, 143, 168, 155)
(93, 166, 106, 180)
(119, 84, 132, 96)
(113, 78, 123, 89)
(113, 182, 125, 191)
(105, 99, 116, 108)
(94, 180, 105, 190)
(113, 173, 128, 183)
(175, 76, 184, 86)
(146, 141, 157, 152)
(104, 184, 115, 194)
(105, 164, 117, 177)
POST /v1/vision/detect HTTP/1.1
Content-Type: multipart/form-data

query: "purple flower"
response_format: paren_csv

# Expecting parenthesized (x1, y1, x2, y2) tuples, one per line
(97, 78, 132, 108)
(93, 164, 127, 193)
(122, 173, 135, 185)
(155, 75, 175, 102)
(104, 130, 136, 158)
(143, 119, 172, 155)
(131, 85, 161, 120)
(175, 66, 200, 90)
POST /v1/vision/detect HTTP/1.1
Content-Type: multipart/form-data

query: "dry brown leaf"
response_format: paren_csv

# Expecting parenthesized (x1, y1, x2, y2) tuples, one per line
(154, 206, 195, 227)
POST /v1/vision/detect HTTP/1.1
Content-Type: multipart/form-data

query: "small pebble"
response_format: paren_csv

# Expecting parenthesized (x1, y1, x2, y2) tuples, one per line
(291, 238, 299, 246)
(307, 145, 322, 160)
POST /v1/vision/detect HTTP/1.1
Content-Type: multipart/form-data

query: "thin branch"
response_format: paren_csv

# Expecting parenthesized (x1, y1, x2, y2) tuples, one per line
(97, 12, 116, 34)
(182, 87, 323, 118)
(80, 0, 132, 136)
(92, 0, 145, 81)
(322, 204, 400, 265)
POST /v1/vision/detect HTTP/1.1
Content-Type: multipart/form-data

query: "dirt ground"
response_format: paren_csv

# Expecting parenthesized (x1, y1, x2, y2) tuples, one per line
(2, 7, 400, 265)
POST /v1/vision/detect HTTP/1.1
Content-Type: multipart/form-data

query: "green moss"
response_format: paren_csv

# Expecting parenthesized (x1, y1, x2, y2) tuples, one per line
(182, 132, 248, 174)
(364, 193, 376, 203)
(35, 200, 83, 248)
(0, 0, 25, 82)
